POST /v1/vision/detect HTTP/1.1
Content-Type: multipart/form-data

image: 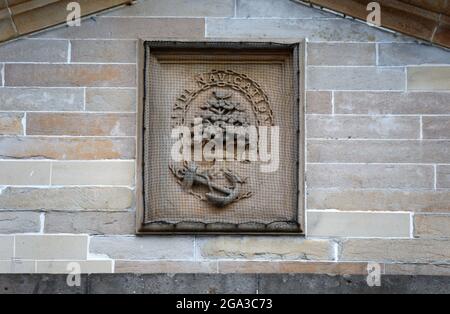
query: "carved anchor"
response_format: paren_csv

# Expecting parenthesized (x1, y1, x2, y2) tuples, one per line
(169, 162, 251, 207)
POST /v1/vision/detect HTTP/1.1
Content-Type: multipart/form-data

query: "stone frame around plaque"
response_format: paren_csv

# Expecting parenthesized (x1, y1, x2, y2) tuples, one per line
(136, 39, 305, 234)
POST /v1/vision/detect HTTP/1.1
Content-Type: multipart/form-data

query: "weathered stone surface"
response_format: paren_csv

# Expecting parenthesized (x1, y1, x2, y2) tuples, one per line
(408, 66, 450, 91)
(0, 260, 35, 274)
(306, 164, 434, 189)
(0, 160, 51, 185)
(15, 235, 88, 260)
(0, 274, 87, 294)
(334, 91, 450, 114)
(385, 264, 450, 276)
(85, 88, 136, 112)
(51, 161, 135, 186)
(0, 88, 84, 111)
(5, 64, 136, 87)
(437, 165, 450, 189)
(379, 43, 450, 66)
(70, 40, 136, 63)
(0, 187, 134, 210)
(306, 116, 420, 139)
(0, 113, 23, 135)
(0, 137, 135, 160)
(308, 140, 450, 163)
(27, 113, 136, 136)
(0, 39, 67, 62)
(0, 212, 41, 234)
(307, 189, 450, 212)
(1, 274, 450, 294)
(236, 0, 332, 18)
(339, 239, 450, 263)
(88, 274, 258, 294)
(218, 261, 367, 275)
(106, 0, 234, 17)
(307, 43, 376, 66)
(197, 237, 332, 260)
(0, 236, 14, 259)
(35, 17, 205, 39)
(414, 214, 450, 238)
(257, 273, 450, 294)
(306, 91, 332, 114)
(115, 261, 218, 273)
(0, 15, 17, 43)
(45, 211, 135, 235)
(422, 116, 450, 139)
(307, 67, 405, 90)
(307, 211, 411, 238)
(36, 260, 113, 274)
(90, 236, 195, 260)
(206, 18, 411, 42)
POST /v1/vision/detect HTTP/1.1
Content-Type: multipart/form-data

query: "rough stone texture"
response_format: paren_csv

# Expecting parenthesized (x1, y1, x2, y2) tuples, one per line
(379, 43, 450, 66)
(0, 274, 449, 294)
(334, 91, 450, 114)
(206, 18, 412, 42)
(0, 137, 135, 160)
(414, 214, 450, 238)
(0, 113, 24, 135)
(45, 211, 135, 235)
(70, 40, 137, 63)
(36, 260, 113, 274)
(218, 261, 368, 275)
(305, 91, 332, 114)
(407, 66, 450, 91)
(307, 67, 405, 91)
(5, 64, 136, 87)
(0, 236, 14, 259)
(106, 0, 235, 17)
(0, 161, 50, 185)
(0, 39, 67, 62)
(26, 113, 136, 136)
(307, 43, 376, 66)
(308, 140, 450, 163)
(15, 235, 88, 260)
(89, 236, 195, 260)
(306, 211, 411, 238)
(0, 211, 41, 234)
(196, 237, 332, 260)
(307, 189, 450, 212)
(306, 164, 434, 189)
(257, 274, 450, 294)
(85, 88, 137, 112)
(0, 187, 134, 210)
(51, 161, 135, 186)
(437, 165, 450, 188)
(88, 274, 258, 294)
(34, 17, 205, 39)
(385, 264, 450, 276)
(306, 116, 420, 139)
(422, 116, 450, 139)
(0, 275, 87, 294)
(0, 88, 84, 111)
(115, 261, 218, 273)
(339, 239, 450, 263)
(236, 0, 332, 18)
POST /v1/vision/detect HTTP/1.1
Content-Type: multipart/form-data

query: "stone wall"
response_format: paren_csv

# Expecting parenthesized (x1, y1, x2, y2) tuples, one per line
(0, 0, 449, 276)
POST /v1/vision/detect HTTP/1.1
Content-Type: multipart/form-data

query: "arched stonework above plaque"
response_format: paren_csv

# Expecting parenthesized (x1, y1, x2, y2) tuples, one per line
(136, 40, 305, 234)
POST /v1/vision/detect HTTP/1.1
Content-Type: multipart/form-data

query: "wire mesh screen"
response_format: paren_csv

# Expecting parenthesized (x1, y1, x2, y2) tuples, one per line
(141, 41, 302, 233)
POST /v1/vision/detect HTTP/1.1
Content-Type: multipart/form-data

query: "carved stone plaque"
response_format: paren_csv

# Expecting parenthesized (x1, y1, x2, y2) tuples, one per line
(137, 41, 304, 233)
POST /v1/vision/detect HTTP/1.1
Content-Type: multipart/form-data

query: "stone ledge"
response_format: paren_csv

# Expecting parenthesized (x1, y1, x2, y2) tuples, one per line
(0, 274, 449, 294)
